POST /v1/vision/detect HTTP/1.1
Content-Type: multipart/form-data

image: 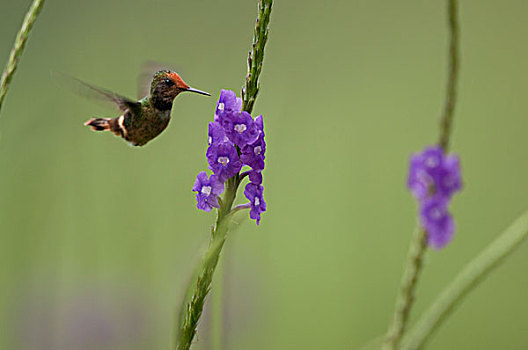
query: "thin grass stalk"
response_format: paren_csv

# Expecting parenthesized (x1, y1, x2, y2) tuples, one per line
(0, 0, 46, 113)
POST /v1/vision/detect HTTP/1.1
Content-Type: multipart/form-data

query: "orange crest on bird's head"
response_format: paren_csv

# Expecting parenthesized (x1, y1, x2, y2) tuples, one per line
(167, 71, 189, 90)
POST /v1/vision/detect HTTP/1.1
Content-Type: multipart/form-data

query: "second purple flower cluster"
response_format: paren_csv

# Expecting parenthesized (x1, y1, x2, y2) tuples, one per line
(193, 90, 267, 224)
(407, 145, 462, 249)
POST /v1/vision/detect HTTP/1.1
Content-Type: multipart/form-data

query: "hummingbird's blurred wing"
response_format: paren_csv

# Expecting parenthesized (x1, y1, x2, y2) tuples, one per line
(53, 71, 141, 113)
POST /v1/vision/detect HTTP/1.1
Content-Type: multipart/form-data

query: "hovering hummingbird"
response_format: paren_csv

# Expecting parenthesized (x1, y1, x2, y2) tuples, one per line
(79, 70, 210, 146)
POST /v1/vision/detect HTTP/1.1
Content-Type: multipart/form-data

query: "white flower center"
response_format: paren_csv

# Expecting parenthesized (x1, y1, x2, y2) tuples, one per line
(218, 156, 229, 166)
(218, 102, 225, 111)
(425, 156, 439, 168)
(208, 136, 212, 145)
(254, 146, 262, 155)
(254, 197, 260, 206)
(234, 124, 247, 134)
(201, 186, 212, 196)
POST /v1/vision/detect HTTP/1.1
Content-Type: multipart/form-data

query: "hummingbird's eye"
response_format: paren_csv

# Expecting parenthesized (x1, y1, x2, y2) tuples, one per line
(165, 79, 175, 87)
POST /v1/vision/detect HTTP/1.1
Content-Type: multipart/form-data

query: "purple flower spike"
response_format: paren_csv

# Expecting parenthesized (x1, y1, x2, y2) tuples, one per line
(215, 90, 242, 122)
(193, 172, 224, 212)
(420, 196, 455, 249)
(208, 122, 227, 145)
(407, 145, 462, 250)
(207, 142, 242, 182)
(222, 111, 259, 147)
(248, 171, 262, 185)
(244, 183, 266, 225)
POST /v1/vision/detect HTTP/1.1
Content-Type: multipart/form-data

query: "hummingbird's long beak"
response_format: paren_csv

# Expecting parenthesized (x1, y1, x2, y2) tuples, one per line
(186, 87, 210, 96)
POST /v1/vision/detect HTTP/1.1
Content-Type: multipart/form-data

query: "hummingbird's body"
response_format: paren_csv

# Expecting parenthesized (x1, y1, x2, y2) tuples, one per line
(83, 70, 209, 146)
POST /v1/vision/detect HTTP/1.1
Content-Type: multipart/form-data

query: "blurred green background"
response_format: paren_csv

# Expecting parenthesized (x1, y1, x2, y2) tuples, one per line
(1, 0, 528, 349)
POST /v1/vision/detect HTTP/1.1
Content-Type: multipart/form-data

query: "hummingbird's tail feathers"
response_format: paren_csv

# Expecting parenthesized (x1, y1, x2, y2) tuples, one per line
(84, 117, 112, 131)
(84, 117, 125, 137)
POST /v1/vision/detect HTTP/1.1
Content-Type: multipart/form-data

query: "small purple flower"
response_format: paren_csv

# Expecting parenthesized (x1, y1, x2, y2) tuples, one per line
(193, 172, 224, 212)
(215, 90, 242, 122)
(244, 183, 266, 225)
(254, 115, 264, 135)
(241, 136, 266, 171)
(221, 111, 259, 147)
(208, 122, 228, 145)
(207, 142, 242, 182)
(420, 196, 455, 249)
(248, 171, 262, 185)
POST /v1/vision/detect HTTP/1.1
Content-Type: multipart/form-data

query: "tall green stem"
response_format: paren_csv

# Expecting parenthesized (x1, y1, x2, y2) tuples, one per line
(0, 0, 46, 114)
(242, 0, 273, 114)
(383, 1, 460, 348)
(174, 1, 272, 349)
(176, 180, 237, 350)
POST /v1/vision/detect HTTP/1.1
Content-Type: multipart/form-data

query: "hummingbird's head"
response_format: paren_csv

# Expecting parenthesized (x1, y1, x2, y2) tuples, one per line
(150, 70, 210, 105)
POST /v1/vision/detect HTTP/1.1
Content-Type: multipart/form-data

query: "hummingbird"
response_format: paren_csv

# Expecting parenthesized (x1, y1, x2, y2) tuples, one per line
(80, 70, 210, 146)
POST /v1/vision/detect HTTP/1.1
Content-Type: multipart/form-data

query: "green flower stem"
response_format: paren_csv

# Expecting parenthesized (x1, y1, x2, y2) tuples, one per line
(0, 0, 46, 114)
(242, 0, 273, 114)
(176, 180, 239, 350)
(384, 1, 460, 348)
(438, 0, 459, 152)
(383, 225, 427, 350)
(402, 210, 528, 350)
(175, 1, 272, 349)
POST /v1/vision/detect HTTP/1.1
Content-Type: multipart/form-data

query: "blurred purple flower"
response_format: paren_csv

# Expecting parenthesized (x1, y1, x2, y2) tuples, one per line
(193, 172, 224, 212)
(407, 145, 462, 249)
(408, 145, 462, 200)
(420, 196, 455, 249)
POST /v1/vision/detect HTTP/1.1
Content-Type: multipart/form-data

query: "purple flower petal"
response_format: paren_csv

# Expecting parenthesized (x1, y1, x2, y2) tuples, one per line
(248, 171, 263, 185)
(254, 115, 264, 135)
(244, 183, 266, 225)
(221, 111, 259, 147)
(241, 135, 266, 171)
(208, 122, 228, 145)
(192, 172, 224, 212)
(207, 142, 242, 182)
(215, 90, 242, 123)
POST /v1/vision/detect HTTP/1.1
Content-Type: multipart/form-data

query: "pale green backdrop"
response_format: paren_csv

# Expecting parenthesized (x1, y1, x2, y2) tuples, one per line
(1, 0, 528, 349)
